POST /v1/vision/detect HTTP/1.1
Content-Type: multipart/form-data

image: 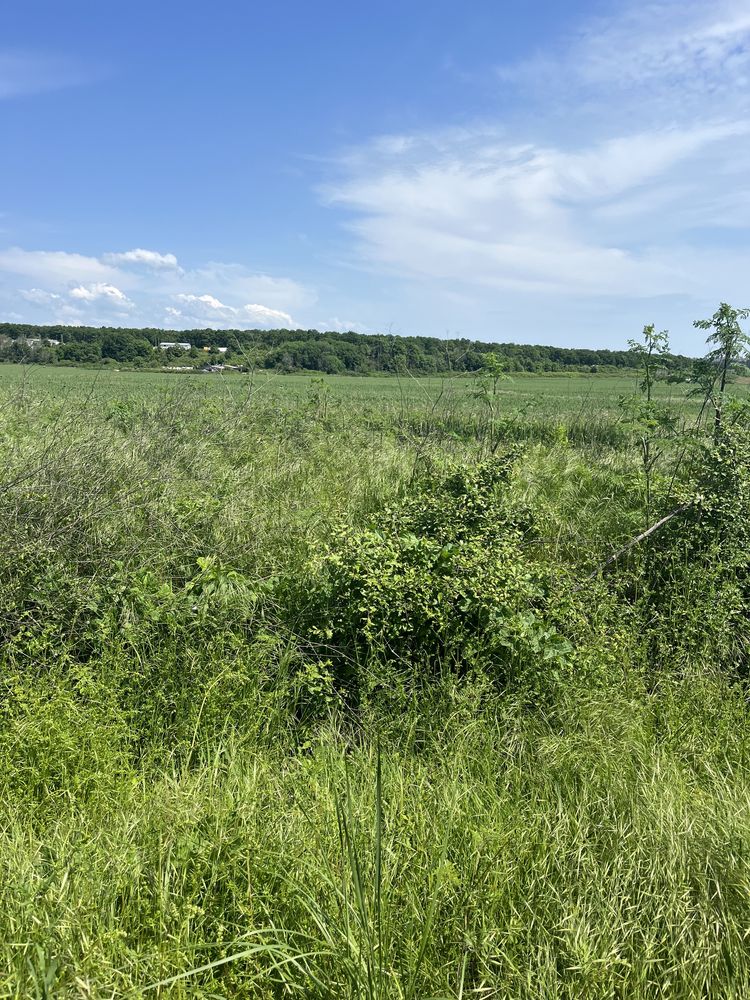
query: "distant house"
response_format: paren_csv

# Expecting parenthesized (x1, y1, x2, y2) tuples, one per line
(158, 342, 191, 351)
(24, 337, 60, 347)
(202, 345, 229, 353)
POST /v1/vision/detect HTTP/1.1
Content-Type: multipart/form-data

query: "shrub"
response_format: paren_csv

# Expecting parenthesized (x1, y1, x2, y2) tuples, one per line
(644, 403, 750, 674)
(303, 456, 572, 694)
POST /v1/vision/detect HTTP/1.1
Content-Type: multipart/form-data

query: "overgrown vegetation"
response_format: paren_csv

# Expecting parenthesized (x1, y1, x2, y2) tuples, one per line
(1, 308, 750, 998)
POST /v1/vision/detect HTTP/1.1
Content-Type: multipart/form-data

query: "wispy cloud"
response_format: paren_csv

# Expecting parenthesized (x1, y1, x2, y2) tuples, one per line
(498, 0, 750, 109)
(0, 248, 120, 285)
(0, 51, 90, 99)
(315, 316, 372, 334)
(102, 248, 181, 271)
(189, 264, 317, 313)
(318, 0, 750, 347)
(19, 288, 62, 305)
(324, 121, 748, 298)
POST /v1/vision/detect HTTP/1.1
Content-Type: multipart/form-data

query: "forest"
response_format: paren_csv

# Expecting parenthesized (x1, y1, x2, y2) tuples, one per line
(0, 321, 695, 373)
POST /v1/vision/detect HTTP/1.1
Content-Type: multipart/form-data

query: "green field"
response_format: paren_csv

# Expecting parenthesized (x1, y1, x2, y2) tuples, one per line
(0, 360, 685, 403)
(2, 361, 750, 998)
(0, 361, 710, 429)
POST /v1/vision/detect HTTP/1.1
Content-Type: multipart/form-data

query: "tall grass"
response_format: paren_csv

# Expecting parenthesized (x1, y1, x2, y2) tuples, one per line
(1, 367, 749, 998)
(4, 681, 750, 997)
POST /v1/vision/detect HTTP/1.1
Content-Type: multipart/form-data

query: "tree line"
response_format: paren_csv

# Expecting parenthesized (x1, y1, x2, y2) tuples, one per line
(0, 322, 695, 374)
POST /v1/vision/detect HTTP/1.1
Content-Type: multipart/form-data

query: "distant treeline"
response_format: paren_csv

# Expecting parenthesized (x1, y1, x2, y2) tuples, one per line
(0, 322, 695, 374)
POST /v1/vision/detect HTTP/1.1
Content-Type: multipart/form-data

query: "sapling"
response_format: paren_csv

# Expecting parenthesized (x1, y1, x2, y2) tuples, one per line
(471, 352, 510, 451)
(621, 324, 676, 528)
(693, 302, 750, 442)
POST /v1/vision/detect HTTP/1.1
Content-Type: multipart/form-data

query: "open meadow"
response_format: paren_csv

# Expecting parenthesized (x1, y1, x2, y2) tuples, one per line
(2, 361, 750, 998)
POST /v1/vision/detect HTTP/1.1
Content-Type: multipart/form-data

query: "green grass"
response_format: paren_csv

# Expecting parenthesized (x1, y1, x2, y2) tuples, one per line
(5, 683, 750, 998)
(1, 362, 749, 998)
(0, 360, 696, 409)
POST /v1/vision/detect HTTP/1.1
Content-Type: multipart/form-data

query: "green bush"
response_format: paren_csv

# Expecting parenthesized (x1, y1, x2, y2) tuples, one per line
(645, 406, 750, 674)
(303, 457, 572, 694)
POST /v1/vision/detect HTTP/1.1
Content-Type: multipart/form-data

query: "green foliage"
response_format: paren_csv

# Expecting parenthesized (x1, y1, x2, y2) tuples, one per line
(693, 302, 750, 439)
(0, 320, 696, 375)
(620, 324, 679, 522)
(306, 457, 571, 693)
(645, 404, 750, 673)
(474, 350, 510, 394)
(0, 320, 749, 998)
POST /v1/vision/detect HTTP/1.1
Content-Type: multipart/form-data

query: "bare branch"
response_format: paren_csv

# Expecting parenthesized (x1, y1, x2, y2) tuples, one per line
(585, 503, 692, 581)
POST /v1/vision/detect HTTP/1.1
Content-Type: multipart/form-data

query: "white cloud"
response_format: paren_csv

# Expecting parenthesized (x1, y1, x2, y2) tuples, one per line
(19, 288, 62, 305)
(103, 248, 181, 270)
(0, 247, 119, 286)
(189, 263, 317, 311)
(242, 303, 294, 327)
(69, 283, 132, 307)
(325, 122, 748, 299)
(176, 293, 228, 311)
(0, 246, 308, 329)
(315, 0, 750, 349)
(170, 293, 295, 328)
(171, 292, 238, 326)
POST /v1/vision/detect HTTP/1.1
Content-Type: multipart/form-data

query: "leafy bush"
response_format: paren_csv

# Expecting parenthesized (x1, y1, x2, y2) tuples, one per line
(646, 404, 750, 674)
(304, 457, 572, 693)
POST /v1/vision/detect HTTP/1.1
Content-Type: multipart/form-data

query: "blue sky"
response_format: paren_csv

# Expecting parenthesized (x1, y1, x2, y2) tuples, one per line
(1, 0, 749, 353)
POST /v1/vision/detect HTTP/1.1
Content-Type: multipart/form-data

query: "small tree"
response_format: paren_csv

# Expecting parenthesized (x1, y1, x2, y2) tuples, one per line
(482, 352, 508, 396)
(471, 353, 510, 451)
(693, 302, 750, 441)
(621, 324, 676, 526)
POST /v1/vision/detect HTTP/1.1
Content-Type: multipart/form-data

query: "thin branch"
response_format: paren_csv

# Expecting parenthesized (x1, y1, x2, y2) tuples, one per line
(585, 503, 692, 581)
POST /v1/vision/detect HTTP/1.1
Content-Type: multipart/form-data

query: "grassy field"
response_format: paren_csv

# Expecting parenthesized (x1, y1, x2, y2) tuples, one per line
(1, 362, 750, 998)
(0, 363, 710, 441)
(0, 360, 690, 406)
